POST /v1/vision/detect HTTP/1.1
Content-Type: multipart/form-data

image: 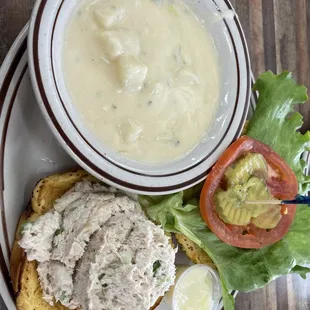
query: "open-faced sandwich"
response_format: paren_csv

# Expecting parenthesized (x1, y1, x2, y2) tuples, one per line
(11, 171, 176, 310)
(11, 71, 310, 310)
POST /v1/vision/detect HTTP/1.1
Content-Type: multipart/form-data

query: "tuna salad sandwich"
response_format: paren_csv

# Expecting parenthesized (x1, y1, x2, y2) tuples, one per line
(12, 172, 176, 310)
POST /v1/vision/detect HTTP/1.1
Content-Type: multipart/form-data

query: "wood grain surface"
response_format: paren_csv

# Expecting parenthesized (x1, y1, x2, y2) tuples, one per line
(0, 0, 310, 309)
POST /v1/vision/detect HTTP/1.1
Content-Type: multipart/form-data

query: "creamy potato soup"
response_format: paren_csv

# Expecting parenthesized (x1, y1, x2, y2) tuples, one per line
(64, 0, 220, 163)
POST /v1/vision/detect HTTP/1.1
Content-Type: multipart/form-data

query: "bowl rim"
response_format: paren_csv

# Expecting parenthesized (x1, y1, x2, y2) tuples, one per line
(28, 0, 252, 194)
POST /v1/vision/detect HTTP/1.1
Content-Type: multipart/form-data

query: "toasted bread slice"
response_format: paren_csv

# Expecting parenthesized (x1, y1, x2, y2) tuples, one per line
(10, 170, 162, 310)
(11, 209, 68, 310)
(11, 207, 31, 294)
(31, 170, 97, 215)
(16, 260, 67, 310)
(175, 233, 216, 270)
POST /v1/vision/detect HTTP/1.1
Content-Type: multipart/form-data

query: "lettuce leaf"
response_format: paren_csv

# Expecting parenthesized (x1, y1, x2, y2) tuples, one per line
(247, 71, 310, 193)
(141, 194, 310, 310)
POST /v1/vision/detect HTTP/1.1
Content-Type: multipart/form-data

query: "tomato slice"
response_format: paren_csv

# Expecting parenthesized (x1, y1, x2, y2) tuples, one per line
(200, 136, 298, 249)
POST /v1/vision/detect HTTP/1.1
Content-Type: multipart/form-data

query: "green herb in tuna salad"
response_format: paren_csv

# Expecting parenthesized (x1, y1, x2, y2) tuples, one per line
(140, 71, 310, 310)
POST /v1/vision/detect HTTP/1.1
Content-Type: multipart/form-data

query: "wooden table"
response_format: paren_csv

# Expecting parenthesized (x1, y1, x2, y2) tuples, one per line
(0, 0, 309, 309)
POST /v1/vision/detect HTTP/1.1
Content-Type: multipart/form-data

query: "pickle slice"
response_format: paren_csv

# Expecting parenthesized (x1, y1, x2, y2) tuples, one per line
(215, 176, 279, 227)
(224, 153, 268, 187)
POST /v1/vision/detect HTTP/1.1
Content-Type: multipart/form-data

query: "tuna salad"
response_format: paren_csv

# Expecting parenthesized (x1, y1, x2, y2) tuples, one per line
(19, 180, 176, 310)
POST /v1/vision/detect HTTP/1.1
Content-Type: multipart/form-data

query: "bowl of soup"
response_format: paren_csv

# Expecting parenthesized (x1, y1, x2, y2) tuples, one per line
(28, 0, 251, 194)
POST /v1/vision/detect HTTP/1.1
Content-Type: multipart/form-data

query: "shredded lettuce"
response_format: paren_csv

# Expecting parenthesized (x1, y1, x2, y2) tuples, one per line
(141, 72, 310, 310)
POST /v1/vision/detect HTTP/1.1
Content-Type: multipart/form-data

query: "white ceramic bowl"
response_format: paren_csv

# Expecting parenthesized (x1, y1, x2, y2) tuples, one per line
(28, 0, 251, 194)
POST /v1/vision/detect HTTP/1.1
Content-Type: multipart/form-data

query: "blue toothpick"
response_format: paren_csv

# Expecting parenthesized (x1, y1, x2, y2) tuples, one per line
(282, 195, 310, 206)
(246, 195, 310, 206)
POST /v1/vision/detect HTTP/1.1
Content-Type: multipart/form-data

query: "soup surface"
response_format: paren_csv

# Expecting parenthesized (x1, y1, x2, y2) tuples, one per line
(64, 0, 220, 163)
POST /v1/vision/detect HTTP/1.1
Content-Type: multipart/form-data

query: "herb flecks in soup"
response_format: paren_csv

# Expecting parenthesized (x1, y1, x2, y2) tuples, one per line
(64, 0, 220, 163)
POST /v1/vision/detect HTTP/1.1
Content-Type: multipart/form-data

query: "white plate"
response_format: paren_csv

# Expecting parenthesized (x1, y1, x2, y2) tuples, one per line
(0, 25, 256, 310)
